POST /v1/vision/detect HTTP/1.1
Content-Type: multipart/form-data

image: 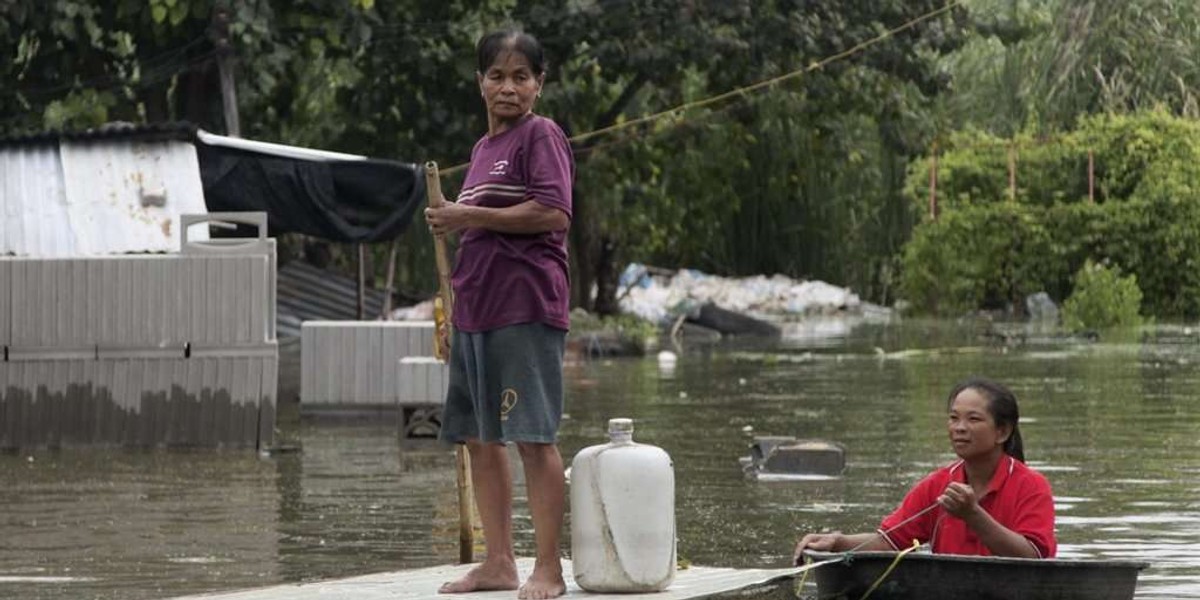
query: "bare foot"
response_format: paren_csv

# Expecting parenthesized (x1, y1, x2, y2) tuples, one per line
(439, 559, 519, 594)
(518, 561, 566, 600)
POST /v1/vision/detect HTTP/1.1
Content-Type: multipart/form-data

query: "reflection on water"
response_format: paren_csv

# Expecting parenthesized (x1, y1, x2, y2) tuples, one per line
(2, 320, 1199, 599)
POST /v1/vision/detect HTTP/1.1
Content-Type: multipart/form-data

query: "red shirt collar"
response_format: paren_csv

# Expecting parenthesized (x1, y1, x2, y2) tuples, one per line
(947, 455, 1016, 497)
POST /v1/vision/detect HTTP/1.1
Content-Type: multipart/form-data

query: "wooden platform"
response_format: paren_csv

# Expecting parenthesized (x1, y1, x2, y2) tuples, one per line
(167, 558, 803, 600)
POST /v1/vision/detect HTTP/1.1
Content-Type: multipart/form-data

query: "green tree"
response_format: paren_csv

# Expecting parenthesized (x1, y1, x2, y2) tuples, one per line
(1, 1, 970, 313)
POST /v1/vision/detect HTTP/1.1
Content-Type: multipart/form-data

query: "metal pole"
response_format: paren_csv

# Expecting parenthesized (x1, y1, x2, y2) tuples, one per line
(210, 5, 241, 138)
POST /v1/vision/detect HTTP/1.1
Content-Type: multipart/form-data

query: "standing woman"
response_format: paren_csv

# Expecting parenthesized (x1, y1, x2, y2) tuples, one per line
(794, 378, 1056, 561)
(426, 30, 574, 600)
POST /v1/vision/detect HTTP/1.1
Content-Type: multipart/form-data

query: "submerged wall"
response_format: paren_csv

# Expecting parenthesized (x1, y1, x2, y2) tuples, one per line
(0, 213, 277, 450)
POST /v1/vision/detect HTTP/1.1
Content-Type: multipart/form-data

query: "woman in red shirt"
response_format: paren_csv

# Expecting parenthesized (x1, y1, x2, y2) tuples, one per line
(794, 378, 1056, 562)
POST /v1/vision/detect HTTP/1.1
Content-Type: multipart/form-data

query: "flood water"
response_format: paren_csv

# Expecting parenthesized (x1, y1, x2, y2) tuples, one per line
(2, 318, 1199, 599)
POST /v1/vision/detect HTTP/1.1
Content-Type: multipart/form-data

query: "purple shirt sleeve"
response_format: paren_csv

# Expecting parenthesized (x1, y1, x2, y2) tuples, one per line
(523, 120, 573, 219)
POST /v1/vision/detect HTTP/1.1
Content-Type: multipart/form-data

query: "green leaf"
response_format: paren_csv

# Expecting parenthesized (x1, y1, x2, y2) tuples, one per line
(151, 5, 167, 23)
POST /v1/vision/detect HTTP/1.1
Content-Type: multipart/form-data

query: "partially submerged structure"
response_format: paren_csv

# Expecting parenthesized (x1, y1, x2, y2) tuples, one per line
(0, 123, 426, 449)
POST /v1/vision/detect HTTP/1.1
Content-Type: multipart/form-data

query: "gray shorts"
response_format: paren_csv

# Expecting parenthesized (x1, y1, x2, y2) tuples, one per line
(438, 322, 566, 444)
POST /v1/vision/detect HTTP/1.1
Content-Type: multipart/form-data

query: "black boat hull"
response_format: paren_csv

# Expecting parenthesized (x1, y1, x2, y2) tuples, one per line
(802, 551, 1147, 600)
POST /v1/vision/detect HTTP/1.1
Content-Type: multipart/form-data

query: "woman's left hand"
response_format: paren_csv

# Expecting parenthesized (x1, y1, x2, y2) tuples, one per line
(425, 203, 472, 236)
(938, 482, 981, 520)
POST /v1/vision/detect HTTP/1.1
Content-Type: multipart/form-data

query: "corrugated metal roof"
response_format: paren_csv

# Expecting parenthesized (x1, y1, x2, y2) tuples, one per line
(276, 260, 395, 339)
(0, 122, 197, 147)
(0, 136, 209, 256)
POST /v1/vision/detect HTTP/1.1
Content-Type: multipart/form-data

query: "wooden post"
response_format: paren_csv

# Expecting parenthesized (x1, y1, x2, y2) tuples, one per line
(1007, 143, 1017, 202)
(210, 5, 241, 137)
(356, 244, 366, 320)
(1088, 150, 1095, 203)
(381, 238, 401, 319)
(929, 139, 939, 220)
(456, 446, 474, 563)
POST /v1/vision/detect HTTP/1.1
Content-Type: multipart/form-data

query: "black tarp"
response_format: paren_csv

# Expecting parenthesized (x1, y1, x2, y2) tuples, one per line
(197, 143, 426, 243)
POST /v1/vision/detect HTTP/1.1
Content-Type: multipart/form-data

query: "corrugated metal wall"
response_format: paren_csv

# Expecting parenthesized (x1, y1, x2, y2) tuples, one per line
(397, 357, 450, 405)
(0, 260, 10, 353)
(0, 355, 275, 448)
(300, 321, 440, 406)
(7, 255, 272, 349)
(0, 213, 277, 450)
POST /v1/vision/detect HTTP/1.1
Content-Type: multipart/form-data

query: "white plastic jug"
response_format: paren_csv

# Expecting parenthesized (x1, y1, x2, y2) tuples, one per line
(570, 418, 676, 592)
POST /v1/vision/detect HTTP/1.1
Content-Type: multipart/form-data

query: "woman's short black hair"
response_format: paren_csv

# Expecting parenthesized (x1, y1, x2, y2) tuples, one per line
(947, 377, 1026, 462)
(476, 29, 546, 76)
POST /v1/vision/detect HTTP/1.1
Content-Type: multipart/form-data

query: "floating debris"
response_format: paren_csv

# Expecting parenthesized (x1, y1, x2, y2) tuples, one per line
(740, 436, 845, 481)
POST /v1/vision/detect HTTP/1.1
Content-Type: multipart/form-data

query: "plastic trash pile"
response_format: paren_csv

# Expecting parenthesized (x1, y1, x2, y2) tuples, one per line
(617, 263, 885, 326)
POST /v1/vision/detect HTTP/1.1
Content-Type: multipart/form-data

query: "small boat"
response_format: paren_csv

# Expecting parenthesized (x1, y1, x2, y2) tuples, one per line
(801, 550, 1148, 600)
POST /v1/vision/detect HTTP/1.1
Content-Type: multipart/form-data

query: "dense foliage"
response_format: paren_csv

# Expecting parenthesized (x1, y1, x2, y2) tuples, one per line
(3, 0, 1199, 319)
(899, 112, 1200, 317)
(0, 0, 967, 312)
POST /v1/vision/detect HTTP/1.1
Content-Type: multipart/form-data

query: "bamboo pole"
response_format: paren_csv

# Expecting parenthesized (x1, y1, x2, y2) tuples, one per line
(424, 161, 475, 564)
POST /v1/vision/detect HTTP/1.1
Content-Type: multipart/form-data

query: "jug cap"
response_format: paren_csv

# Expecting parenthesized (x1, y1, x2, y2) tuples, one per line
(608, 418, 633, 435)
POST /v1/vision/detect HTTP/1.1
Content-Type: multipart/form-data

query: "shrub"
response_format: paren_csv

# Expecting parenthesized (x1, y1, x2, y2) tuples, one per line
(899, 110, 1200, 318)
(1061, 261, 1144, 331)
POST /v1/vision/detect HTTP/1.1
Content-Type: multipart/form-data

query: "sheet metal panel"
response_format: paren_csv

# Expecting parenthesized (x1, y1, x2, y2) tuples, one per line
(0, 145, 72, 257)
(7, 253, 270, 348)
(0, 140, 209, 258)
(0, 259, 10, 345)
(187, 255, 270, 345)
(257, 354, 277, 448)
(0, 353, 276, 449)
(397, 357, 449, 405)
(58, 139, 209, 256)
(1, 226, 277, 449)
(300, 321, 436, 406)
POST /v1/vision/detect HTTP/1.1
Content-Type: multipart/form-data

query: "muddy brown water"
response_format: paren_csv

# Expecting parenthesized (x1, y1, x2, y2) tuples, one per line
(1, 319, 1198, 599)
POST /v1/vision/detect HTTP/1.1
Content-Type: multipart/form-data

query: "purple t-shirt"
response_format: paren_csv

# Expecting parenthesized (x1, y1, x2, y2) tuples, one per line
(451, 114, 574, 332)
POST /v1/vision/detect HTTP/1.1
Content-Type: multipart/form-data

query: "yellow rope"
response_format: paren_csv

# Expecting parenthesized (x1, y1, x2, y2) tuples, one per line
(858, 539, 922, 600)
(794, 555, 814, 597)
(439, 0, 964, 177)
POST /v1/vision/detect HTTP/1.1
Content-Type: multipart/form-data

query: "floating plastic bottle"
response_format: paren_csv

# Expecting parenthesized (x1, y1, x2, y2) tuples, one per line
(570, 418, 676, 592)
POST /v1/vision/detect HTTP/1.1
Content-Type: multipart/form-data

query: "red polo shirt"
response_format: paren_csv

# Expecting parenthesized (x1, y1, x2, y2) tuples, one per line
(878, 456, 1056, 558)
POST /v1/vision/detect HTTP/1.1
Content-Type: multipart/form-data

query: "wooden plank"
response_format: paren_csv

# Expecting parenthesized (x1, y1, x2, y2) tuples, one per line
(164, 559, 800, 600)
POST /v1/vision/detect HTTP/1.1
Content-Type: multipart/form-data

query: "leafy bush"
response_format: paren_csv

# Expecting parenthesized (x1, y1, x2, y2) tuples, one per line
(899, 110, 1200, 318)
(1061, 261, 1144, 331)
